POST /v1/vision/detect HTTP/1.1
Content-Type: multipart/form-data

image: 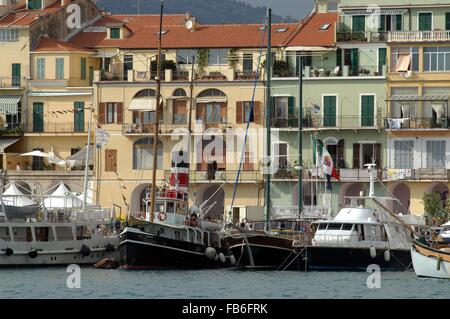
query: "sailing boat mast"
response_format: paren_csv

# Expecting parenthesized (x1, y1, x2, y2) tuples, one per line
(81, 90, 94, 213)
(297, 56, 303, 217)
(149, 0, 164, 222)
(264, 7, 272, 231)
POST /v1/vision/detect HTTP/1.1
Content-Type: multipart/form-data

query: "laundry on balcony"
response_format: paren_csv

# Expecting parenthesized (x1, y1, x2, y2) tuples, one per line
(387, 118, 410, 129)
(431, 102, 446, 124)
(0, 95, 21, 114)
(387, 169, 412, 181)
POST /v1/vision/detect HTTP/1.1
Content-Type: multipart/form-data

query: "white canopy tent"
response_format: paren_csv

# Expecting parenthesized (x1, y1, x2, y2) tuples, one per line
(44, 182, 83, 209)
(2, 182, 35, 207)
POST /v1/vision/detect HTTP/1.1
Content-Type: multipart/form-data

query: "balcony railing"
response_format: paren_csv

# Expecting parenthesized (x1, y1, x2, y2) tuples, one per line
(122, 123, 156, 135)
(304, 115, 382, 130)
(0, 76, 26, 88)
(271, 206, 331, 220)
(235, 71, 259, 81)
(26, 123, 88, 134)
(336, 31, 387, 43)
(164, 170, 262, 183)
(385, 117, 450, 130)
(388, 31, 450, 43)
(386, 168, 450, 181)
(0, 123, 25, 136)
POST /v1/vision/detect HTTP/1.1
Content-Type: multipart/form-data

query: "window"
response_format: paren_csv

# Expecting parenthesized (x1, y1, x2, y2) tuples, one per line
(361, 95, 375, 127)
(0, 29, 19, 42)
(327, 0, 338, 11)
(323, 95, 337, 127)
(36, 58, 45, 79)
(353, 143, 381, 169)
(55, 58, 64, 79)
(123, 55, 133, 80)
(394, 141, 414, 169)
(35, 227, 54, 242)
(426, 141, 446, 169)
(418, 12, 432, 31)
(110, 27, 120, 39)
(80, 58, 87, 80)
(105, 102, 123, 124)
(446, 13, 450, 30)
(390, 47, 419, 72)
(176, 49, 197, 64)
(55, 227, 74, 241)
(0, 227, 10, 241)
(243, 101, 254, 123)
(342, 224, 353, 231)
(206, 104, 222, 123)
(173, 100, 187, 124)
(243, 53, 253, 73)
(352, 15, 365, 32)
(319, 24, 331, 31)
(327, 224, 343, 230)
(105, 149, 117, 172)
(133, 138, 163, 170)
(208, 49, 228, 65)
(424, 47, 450, 72)
(74, 102, 85, 132)
(12, 227, 32, 242)
(28, 0, 42, 10)
(173, 88, 187, 97)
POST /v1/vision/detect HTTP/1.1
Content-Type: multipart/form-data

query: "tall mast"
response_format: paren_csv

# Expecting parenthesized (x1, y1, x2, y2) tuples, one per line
(149, 0, 164, 222)
(264, 8, 272, 231)
(82, 90, 94, 213)
(187, 56, 195, 196)
(297, 56, 303, 217)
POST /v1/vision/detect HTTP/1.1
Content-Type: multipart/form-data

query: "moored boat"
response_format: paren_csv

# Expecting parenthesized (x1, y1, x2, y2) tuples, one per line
(411, 241, 450, 279)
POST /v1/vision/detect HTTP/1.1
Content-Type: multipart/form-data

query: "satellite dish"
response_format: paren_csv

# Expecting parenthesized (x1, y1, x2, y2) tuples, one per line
(186, 19, 194, 30)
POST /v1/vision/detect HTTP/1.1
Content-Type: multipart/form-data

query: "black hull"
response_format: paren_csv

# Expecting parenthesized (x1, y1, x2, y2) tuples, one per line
(304, 246, 413, 271)
(119, 228, 230, 270)
(223, 235, 301, 270)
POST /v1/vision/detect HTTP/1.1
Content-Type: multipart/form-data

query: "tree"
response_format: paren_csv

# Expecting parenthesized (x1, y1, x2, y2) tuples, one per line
(423, 192, 450, 226)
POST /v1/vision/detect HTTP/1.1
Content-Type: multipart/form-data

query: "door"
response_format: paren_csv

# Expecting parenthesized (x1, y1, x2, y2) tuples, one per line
(361, 95, 375, 127)
(418, 12, 432, 31)
(124, 55, 133, 80)
(74, 102, 85, 132)
(32, 148, 44, 171)
(274, 143, 288, 176)
(378, 48, 386, 75)
(323, 96, 336, 127)
(33, 102, 44, 133)
(12, 64, 21, 87)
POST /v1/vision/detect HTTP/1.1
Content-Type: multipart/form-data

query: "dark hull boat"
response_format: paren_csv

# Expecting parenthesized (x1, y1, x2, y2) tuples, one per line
(304, 246, 412, 271)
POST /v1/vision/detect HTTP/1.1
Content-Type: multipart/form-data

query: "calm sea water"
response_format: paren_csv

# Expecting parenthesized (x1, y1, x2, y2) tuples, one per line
(0, 268, 448, 299)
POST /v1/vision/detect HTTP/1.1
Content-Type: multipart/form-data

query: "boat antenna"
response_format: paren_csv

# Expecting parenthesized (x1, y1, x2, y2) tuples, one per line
(149, 0, 164, 223)
(365, 163, 376, 198)
(264, 7, 272, 232)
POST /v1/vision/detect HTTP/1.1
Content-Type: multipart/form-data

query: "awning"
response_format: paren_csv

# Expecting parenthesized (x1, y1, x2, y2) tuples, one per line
(341, 9, 407, 16)
(28, 92, 92, 97)
(285, 46, 336, 52)
(0, 95, 21, 115)
(0, 138, 20, 154)
(387, 94, 450, 102)
(128, 97, 157, 111)
(395, 55, 411, 72)
(196, 97, 228, 103)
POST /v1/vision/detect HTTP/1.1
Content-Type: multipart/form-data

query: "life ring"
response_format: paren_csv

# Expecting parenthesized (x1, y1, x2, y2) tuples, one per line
(158, 212, 167, 222)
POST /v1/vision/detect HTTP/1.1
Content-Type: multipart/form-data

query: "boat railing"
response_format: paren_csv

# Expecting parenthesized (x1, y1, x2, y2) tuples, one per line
(40, 207, 111, 223)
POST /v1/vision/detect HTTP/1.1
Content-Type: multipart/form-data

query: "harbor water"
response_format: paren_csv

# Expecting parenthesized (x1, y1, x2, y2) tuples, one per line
(0, 268, 448, 299)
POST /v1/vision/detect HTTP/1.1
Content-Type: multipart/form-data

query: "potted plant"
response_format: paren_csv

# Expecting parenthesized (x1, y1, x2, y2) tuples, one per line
(197, 48, 209, 75)
(314, 69, 320, 77)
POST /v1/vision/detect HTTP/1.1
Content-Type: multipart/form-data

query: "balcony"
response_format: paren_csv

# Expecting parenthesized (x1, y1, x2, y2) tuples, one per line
(336, 31, 388, 43)
(271, 206, 330, 220)
(122, 123, 156, 135)
(304, 115, 382, 131)
(0, 76, 26, 89)
(164, 170, 263, 184)
(235, 71, 259, 81)
(25, 123, 88, 135)
(386, 169, 450, 182)
(385, 117, 450, 130)
(388, 31, 450, 43)
(272, 168, 385, 182)
(0, 123, 25, 136)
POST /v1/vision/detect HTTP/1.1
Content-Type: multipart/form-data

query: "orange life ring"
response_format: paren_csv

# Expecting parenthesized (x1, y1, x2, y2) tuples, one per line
(158, 212, 167, 222)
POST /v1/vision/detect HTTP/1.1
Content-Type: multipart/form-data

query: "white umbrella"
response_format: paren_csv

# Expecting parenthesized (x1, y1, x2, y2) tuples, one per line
(20, 150, 49, 158)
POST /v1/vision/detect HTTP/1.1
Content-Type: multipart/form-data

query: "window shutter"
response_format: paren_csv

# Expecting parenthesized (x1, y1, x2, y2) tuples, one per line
(236, 102, 243, 124)
(446, 13, 450, 31)
(98, 103, 106, 124)
(105, 149, 117, 172)
(116, 102, 123, 124)
(353, 144, 360, 169)
(254, 101, 262, 124)
(196, 103, 206, 121)
(337, 139, 345, 168)
(220, 103, 227, 123)
(374, 143, 382, 168)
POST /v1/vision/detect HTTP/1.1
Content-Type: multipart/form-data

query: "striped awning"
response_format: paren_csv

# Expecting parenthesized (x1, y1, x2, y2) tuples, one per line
(387, 94, 450, 102)
(341, 9, 407, 16)
(128, 97, 157, 111)
(0, 95, 21, 114)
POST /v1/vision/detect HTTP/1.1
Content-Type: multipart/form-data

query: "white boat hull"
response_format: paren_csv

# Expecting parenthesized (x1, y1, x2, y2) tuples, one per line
(411, 245, 450, 279)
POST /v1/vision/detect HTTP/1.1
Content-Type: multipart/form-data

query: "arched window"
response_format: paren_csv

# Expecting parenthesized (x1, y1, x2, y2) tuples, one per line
(133, 138, 163, 170)
(197, 89, 226, 98)
(134, 89, 156, 98)
(173, 88, 187, 97)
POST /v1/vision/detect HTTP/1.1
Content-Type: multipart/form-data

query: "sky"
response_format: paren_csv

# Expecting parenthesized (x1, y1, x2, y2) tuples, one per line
(242, 0, 315, 19)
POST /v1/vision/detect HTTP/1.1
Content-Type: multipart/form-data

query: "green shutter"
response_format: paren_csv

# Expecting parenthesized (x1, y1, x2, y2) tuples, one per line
(395, 15, 403, 31)
(33, 102, 44, 133)
(80, 58, 86, 80)
(56, 58, 64, 79)
(351, 49, 359, 76)
(419, 13, 432, 31)
(378, 15, 386, 32)
(352, 15, 365, 32)
(336, 48, 342, 68)
(110, 28, 120, 39)
(12, 63, 21, 86)
(28, 0, 42, 10)
(361, 95, 374, 127)
(323, 96, 336, 127)
(446, 13, 450, 30)
(288, 96, 295, 126)
(74, 102, 85, 132)
(378, 48, 386, 75)
(37, 58, 45, 79)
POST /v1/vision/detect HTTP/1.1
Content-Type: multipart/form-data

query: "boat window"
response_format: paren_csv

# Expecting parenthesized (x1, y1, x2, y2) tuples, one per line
(196, 231, 202, 244)
(177, 202, 187, 215)
(12, 227, 32, 242)
(317, 223, 328, 230)
(166, 201, 175, 214)
(327, 224, 342, 230)
(75, 226, 91, 240)
(342, 224, 353, 231)
(253, 223, 265, 231)
(35, 227, 54, 242)
(155, 201, 164, 213)
(0, 227, 11, 241)
(189, 230, 195, 242)
(55, 227, 74, 241)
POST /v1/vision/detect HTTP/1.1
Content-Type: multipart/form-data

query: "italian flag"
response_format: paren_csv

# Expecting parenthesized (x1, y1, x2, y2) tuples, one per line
(312, 137, 340, 190)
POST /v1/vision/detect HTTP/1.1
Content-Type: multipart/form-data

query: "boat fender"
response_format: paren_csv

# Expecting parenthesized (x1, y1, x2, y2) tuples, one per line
(369, 246, 377, 259)
(80, 245, 91, 257)
(437, 256, 442, 271)
(218, 252, 226, 264)
(5, 248, 13, 256)
(28, 250, 38, 259)
(205, 247, 217, 260)
(229, 254, 236, 266)
(105, 243, 116, 252)
(384, 250, 391, 263)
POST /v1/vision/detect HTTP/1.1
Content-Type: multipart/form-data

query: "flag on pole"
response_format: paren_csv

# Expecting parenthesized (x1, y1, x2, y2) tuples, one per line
(313, 137, 340, 190)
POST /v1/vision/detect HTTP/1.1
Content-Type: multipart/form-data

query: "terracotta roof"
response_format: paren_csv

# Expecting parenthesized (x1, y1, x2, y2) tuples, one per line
(285, 12, 338, 47)
(0, 2, 69, 27)
(33, 36, 94, 53)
